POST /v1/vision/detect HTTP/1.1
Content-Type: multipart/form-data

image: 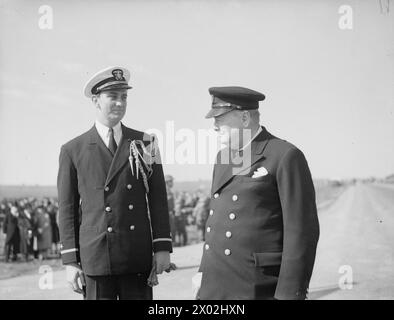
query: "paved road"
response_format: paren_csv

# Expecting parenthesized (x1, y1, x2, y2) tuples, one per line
(1, 182, 394, 299)
(309, 182, 394, 299)
(0, 241, 203, 300)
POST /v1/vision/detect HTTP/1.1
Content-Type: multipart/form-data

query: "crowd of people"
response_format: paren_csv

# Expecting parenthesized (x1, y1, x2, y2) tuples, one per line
(165, 176, 211, 247)
(0, 182, 210, 263)
(0, 197, 59, 262)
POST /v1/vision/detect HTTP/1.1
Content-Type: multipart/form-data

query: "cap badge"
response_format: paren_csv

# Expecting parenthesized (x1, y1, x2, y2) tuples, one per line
(112, 69, 125, 81)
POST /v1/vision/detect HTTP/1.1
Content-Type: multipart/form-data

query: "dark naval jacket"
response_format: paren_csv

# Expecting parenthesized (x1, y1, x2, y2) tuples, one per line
(57, 123, 172, 276)
(199, 126, 319, 300)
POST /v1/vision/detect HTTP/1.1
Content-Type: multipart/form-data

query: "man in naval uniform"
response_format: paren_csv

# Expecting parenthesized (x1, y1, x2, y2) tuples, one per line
(57, 66, 173, 300)
(198, 86, 319, 300)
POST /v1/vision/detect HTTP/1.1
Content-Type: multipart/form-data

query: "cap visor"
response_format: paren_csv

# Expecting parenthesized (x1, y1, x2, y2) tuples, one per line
(99, 84, 132, 93)
(205, 107, 234, 119)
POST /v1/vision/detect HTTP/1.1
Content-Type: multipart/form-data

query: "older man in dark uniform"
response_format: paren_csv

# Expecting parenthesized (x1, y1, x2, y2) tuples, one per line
(198, 86, 319, 300)
(57, 66, 172, 300)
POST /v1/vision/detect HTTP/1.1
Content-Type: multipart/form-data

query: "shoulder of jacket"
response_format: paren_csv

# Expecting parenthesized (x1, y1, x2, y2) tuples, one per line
(122, 125, 157, 143)
(267, 135, 300, 157)
(61, 128, 92, 152)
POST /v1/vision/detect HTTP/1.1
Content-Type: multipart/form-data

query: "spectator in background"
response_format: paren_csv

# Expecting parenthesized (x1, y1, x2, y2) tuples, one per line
(36, 206, 52, 260)
(47, 201, 60, 255)
(3, 206, 20, 262)
(0, 203, 7, 228)
(174, 193, 188, 246)
(18, 206, 34, 262)
(193, 192, 210, 241)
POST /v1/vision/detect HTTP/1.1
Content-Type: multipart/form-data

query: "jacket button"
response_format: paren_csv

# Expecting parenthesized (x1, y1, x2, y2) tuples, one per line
(232, 195, 238, 201)
(224, 249, 231, 256)
(104, 186, 109, 192)
(229, 213, 236, 220)
(225, 231, 232, 238)
(127, 184, 132, 190)
(206, 226, 211, 233)
(213, 193, 219, 199)
(105, 206, 111, 212)
(205, 244, 210, 250)
(128, 204, 134, 210)
(129, 225, 135, 231)
(107, 227, 113, 233)
(209, 209, 214, 216)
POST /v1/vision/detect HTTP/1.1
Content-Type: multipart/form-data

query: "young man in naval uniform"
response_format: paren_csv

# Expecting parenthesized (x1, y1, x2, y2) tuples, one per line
(198, 86, 320, 300)
(57, 66, 173, 300)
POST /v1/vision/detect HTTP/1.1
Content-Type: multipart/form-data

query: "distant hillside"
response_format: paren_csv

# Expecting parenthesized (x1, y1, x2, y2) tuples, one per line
(385, 174, 394, 182)
(0, 185, 58, 200)
(0, 181, 212, 200)
(1, 178, 338, 200)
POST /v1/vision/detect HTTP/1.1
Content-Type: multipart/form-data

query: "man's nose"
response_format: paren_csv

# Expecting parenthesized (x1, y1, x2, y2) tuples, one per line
(115, 101, 122, 106)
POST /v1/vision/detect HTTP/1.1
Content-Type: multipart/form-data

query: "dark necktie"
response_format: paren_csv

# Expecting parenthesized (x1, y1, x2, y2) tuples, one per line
(108, 127, 117, 155)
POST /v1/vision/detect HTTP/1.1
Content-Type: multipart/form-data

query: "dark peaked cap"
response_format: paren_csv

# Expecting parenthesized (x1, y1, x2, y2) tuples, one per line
(205, 86, 265, 119)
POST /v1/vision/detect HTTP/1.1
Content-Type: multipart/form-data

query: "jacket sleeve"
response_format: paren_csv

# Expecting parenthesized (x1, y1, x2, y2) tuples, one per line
(146, 135, 173, 253)
(275, 147, 320, 300)
(2, 214, 8, 234)
(57, 145, 81, 265)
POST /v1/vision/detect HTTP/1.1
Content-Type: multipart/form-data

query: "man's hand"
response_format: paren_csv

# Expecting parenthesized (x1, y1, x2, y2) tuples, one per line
(66, 264, 86, 294)
(147, 252, 177, 287)
(153, 251, 171, 274)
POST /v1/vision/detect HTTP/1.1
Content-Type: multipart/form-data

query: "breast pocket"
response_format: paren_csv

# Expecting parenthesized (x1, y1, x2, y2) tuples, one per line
(240, 173, 273, 186)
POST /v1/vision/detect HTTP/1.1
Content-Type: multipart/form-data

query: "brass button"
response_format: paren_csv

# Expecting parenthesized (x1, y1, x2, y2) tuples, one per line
(226, 231, 232, 238)
(107, 227, 113, 233)
(206, 226, 211, 233)
(128, 204, 134, 210)
(229, 213, 236, 220)
(213, 193, 219, 199)
(224, 249, 231, 256)
(104, 186, 109, 192)
(129, 225, 135, 231)
(105, 206, 111, 212)
(209, 209, 214, 216)
(205, 244, 210, 250)
(127, 184, 132, 190)
(232, 195, 238, 201)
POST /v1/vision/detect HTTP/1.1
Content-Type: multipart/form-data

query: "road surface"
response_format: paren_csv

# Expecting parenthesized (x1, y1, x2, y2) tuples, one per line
(1, 182, 394, 299)
(309, 182, 394, 299)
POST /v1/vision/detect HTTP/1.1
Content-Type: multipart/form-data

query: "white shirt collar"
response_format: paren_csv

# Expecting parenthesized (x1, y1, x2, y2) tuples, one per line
(240, 126, 262, 151)
(95, 120, 122, 147)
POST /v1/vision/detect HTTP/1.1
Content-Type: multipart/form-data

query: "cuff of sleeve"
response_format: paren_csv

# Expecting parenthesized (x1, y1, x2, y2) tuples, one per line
(153, 240, 173, 253)
(60, 248, 80, 265)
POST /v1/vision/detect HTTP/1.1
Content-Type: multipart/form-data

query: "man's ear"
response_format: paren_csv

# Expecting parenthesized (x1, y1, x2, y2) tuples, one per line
(91, 94, 100, 109)
(242, 111, 251, 127)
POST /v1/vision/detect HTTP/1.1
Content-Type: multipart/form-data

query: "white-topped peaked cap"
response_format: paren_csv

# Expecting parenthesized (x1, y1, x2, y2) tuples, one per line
(83, 66, 132, 98)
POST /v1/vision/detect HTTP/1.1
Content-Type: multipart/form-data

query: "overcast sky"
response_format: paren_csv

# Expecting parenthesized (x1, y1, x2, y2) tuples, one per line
(0, 0, 393, 185)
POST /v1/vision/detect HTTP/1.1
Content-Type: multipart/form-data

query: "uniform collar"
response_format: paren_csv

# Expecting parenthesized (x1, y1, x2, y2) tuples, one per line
(239, 126, 262, 151)
(95, 120, 122, 137)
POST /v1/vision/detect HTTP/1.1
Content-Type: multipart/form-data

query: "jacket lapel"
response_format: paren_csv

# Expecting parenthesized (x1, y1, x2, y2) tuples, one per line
(87, 125, 113, 177)
(211, 126, 272, 194)
(104, 124, 139, 187)
(211, 149, 233, 194)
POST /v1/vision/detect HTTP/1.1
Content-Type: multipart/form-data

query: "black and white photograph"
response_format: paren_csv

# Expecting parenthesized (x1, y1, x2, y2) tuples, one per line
(0, 0, 393, 302)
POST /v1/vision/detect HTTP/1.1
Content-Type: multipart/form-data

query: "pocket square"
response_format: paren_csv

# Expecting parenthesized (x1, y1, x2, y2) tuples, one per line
(252, 167, 268, 178)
